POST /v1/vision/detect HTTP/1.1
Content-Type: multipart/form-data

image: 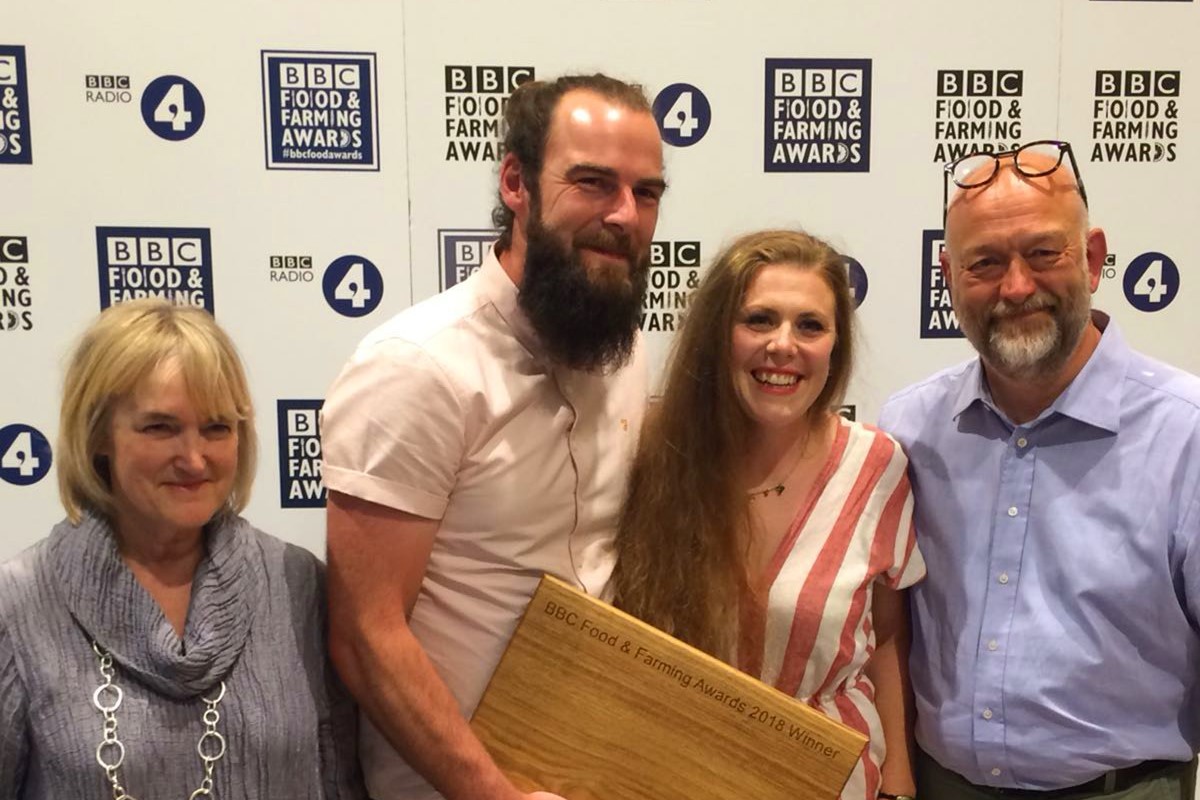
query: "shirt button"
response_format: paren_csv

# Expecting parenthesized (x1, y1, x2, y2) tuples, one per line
(998, 572, 1010, 585)
(1007, 506, 1018, 517)
(1016, 437, 1028, 448)
(992, 768, 1002, 777)
(982, 708, 994, 720)
(987, 639, 998, 651)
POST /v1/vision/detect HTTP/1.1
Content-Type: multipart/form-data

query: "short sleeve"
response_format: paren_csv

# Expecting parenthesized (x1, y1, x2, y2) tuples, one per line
(321, 338, 466, 520)
(0, 618, 29, 796)
(879, 439, 925, 591)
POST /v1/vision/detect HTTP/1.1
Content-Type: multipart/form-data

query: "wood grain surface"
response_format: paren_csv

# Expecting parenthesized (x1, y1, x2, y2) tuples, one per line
(471, 576, 867, 799)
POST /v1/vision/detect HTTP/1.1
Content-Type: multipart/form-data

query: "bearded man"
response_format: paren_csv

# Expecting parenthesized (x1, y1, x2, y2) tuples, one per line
(879, 142, 1200, 799)
(320, 74, 666, 800)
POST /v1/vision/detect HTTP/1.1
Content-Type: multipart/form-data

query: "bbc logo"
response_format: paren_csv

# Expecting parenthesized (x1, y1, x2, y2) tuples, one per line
(287, 408, 318, 437)
(937, 70, 1023, 97)
(444, 65, 534, 94)
(105, 237, 204, 267)
(0, 237, 27, 264)
(438, 229, 500, 289)
(649, 241, 701, 267)
(269, 255, 313, 269)
(0, 56, 16, 86)
(85, 75, 131, 89)
(278, 62, 361, 90)
(773, 69, 864, 98)
(1095, 71, 1180, 97)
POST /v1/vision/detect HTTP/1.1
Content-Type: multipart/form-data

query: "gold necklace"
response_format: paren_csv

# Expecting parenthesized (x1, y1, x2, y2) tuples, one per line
(746, 434, 810, 502)
(748, 482, 787, 501)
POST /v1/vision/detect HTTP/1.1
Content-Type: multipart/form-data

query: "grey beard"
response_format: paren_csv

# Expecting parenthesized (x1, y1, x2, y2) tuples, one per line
(980, 298, 1091, 381)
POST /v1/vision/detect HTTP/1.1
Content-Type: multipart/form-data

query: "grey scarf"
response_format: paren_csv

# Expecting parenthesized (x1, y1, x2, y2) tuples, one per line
(48, 513, 254, 699)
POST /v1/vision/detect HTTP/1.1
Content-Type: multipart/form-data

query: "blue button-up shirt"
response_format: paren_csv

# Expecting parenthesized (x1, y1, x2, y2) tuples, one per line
(879, 313, 1200, 790)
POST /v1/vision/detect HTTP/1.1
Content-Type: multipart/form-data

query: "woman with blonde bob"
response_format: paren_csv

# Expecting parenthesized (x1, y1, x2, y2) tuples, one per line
(0, 299, 364, 799)
(613, 230, 924, 800)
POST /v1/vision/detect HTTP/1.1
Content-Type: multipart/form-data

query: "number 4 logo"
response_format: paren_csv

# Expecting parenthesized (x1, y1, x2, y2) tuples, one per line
(323, 255, 384, 318)
(154, 82, 193, 132)
(1123, 252, 1180, 312)
(141, 75, 206, 141)
(0, 424, 52, 486)
(652, 83, 712, 148)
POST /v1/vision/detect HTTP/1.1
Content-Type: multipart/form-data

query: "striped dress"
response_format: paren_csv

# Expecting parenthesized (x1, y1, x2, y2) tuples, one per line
(739, 418, 925, 800)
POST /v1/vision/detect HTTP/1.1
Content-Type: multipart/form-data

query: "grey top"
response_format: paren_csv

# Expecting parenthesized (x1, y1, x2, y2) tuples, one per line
(0, 513, 366, 799)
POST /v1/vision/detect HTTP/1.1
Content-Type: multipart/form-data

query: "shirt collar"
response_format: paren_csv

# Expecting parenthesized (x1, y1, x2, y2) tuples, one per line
(952, 310, 1127, 433)
(1048, 310, 1125, 433)
(477, 245, 546, 361)
(950, 358, 988, 420)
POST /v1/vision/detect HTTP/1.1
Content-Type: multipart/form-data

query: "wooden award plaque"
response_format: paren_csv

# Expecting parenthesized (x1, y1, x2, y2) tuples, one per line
(471, 576, 867, 799)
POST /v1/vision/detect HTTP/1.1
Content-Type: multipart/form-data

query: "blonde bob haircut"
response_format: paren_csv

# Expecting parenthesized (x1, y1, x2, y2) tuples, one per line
(57, 298, 257, 524)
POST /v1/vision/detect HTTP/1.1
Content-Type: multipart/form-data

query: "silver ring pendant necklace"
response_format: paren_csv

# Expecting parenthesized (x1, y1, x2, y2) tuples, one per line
(91, 641, 228, 799)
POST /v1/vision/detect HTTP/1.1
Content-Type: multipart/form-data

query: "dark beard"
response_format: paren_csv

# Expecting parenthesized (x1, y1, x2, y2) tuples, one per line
(517, 213, 650, 372)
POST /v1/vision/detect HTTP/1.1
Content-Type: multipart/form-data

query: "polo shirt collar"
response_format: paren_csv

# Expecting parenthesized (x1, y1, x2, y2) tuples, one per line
(952, 310, 1127, 434)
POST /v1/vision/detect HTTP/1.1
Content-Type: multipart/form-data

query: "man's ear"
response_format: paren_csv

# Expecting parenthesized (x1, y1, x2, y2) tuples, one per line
(498, 152, 530, 222)
(1084, 227, 1107, 293)
(938, 244, 953, 290)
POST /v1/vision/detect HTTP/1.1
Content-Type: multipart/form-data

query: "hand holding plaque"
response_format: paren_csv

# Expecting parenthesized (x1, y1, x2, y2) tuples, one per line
(472, 576, 866, 800)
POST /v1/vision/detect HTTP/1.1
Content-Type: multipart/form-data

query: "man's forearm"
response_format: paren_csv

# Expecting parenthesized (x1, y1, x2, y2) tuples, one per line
(333, 624, 523, 800)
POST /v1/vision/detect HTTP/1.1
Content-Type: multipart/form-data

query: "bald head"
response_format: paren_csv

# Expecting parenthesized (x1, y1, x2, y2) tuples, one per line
(946, 151, 1088, 245)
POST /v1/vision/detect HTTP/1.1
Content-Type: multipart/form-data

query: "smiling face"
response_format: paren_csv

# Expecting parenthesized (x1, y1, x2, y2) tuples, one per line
(104, 360, 239, 543)
(944, 156, 1103, 382)
(730, 263, 837, 436)
(531, 88, 665, 282)
(512, 88, 667, 371)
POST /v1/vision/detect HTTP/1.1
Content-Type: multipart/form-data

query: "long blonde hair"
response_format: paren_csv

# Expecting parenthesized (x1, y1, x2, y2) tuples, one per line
(611, 230, 855, 657)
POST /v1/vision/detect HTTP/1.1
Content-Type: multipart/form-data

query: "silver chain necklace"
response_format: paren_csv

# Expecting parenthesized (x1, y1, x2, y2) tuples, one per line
(91, 641, 228, 800)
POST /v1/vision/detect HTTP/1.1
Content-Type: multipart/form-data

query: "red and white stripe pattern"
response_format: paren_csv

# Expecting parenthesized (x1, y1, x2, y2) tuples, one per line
(739, 419, 924, 800)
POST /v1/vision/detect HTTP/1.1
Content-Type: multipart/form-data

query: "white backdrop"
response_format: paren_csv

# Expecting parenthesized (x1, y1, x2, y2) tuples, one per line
(3, 0, 1198, 566)
(3, 3, 1198, 792)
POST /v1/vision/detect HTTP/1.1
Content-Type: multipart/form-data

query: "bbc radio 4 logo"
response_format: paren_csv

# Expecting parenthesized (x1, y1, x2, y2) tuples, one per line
(439, 229, 499, 289)
(0, 423, 52, 486)
(262, 50, 380, 171)
(653, 83, 712, 147)
(1123, 252, 1180, 311)
(278, 400, 325, 508)
(0, 45, 33, 164)
(96, 227, 214, 312)
(141, 76, 205, 141)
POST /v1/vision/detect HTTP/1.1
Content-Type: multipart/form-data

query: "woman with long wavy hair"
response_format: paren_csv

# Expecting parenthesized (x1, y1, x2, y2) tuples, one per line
(612, 229, 923, 800)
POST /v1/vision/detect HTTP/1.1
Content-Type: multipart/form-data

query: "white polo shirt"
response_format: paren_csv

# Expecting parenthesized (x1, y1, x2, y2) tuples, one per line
(321, 249, 647, 800)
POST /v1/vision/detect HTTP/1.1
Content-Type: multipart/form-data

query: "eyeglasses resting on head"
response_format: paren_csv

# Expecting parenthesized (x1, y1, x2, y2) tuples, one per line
(942, 140, 1089, 224)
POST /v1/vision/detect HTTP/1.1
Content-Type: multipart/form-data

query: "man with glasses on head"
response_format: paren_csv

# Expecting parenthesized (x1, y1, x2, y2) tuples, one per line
(879, 140, 1200, 799)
